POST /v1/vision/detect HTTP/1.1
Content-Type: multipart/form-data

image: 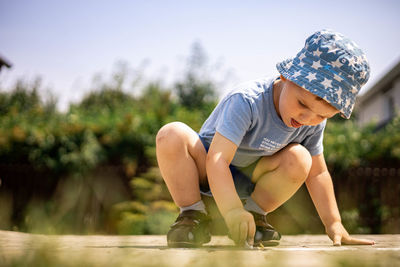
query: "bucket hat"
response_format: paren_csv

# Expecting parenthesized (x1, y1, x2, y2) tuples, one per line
(276, 29, 370, 119)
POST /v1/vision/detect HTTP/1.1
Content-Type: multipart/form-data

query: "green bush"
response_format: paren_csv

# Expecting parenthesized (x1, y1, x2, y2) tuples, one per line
(324, 116, 400, 171)
(116, 212, 147, 235)
(0, 68, 215, 234)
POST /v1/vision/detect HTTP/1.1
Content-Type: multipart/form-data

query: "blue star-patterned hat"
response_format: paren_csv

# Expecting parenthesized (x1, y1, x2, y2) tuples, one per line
(276, 29, 370, 119)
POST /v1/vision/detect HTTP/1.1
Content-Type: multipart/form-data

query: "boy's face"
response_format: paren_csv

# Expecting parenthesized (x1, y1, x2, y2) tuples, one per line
(275, 76, 339, 128)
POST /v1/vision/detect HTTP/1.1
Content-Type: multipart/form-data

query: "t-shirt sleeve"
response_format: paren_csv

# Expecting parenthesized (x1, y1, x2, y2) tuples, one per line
(215, 93, 253, 146)
(301, 120, 326, 156)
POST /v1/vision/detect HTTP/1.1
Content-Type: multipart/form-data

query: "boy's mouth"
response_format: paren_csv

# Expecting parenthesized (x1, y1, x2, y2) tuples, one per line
(291, 118, 303, 128)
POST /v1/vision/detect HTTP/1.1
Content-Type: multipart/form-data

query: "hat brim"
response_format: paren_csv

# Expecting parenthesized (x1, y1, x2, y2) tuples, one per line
(276, 58, 354, 119)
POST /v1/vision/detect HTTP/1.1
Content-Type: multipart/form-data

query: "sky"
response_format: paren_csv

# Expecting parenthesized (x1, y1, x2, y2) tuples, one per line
(1, 0, 400, 111)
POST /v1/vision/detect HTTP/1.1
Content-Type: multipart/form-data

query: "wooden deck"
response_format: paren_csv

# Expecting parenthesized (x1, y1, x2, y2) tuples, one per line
(0, 230, 399, 266)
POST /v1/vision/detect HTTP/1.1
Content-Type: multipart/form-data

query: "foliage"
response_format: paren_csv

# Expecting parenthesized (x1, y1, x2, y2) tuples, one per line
(175, 42, 217, 110)
(0, 44, 219, 234)
(0, 78, 57, 115)
(175, 74, 216, 110)
(111, 200, 178, 235)
(324, 116, 400, 171)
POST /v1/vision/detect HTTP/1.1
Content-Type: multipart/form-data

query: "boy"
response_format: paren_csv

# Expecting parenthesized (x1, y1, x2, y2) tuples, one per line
(156, 29, 375, 248)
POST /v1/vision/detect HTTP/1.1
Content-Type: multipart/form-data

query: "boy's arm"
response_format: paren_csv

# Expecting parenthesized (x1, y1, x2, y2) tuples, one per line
(305, 153, 374, 246)
(206, 132, 256, 246)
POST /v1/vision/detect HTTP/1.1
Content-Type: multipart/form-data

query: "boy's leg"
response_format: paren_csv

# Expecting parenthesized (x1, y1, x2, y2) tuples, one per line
(156, 122, 208, 207)
(251, 143, 312, 213)
(242, 143, 312, 246)
(156, 122, 211, 247)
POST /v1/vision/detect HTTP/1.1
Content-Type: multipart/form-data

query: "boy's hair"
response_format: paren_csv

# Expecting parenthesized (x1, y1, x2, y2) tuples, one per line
(276, 29, 370, 119)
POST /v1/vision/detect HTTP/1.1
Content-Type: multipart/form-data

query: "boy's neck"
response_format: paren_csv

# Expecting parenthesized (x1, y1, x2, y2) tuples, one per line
(273, 78, 283, 119)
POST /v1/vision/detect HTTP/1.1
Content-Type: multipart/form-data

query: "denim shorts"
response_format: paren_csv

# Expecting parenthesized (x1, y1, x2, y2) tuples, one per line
(198, 135, 257, 199)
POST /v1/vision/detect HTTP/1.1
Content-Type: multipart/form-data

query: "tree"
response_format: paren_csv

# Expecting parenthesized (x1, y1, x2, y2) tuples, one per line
(175, 42, 217, 110)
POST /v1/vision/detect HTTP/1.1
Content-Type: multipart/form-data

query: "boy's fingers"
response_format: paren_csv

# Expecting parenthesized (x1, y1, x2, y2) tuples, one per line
(333, 234, 342, 246)
(229, 223, 239, 243)
(239, 222, 248, 245)
(247, 219, 256, 246)
(342, 237, 375, 245)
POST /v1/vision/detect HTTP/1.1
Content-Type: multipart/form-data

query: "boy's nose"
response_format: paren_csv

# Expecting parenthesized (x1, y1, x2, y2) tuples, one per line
(299, 111, 318, 125)
(299, 112, 312, 124)
(299, 112, 322, 125)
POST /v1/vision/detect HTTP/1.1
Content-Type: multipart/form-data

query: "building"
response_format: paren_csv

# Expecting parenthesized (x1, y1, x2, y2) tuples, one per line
(0, 55, 12, 72)
(356, 60, 400, 127)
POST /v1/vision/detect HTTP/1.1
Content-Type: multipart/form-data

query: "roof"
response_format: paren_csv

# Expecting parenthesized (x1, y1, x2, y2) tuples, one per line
(0, 55, 12, 69)
(357, 59, 400, 107)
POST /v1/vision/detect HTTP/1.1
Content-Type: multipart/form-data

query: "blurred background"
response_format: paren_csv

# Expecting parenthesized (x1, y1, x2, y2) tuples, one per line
(0, 0, 399, 235)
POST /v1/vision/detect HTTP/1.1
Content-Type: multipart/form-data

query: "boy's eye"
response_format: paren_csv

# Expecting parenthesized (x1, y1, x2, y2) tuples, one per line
(298, 101, 307, 108)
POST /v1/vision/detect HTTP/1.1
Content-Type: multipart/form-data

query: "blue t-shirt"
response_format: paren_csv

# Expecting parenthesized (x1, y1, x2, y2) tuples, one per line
(199, 76, 326, 167)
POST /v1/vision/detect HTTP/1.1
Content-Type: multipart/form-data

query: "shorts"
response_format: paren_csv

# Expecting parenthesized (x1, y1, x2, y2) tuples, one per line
(198, 134, 257, 199)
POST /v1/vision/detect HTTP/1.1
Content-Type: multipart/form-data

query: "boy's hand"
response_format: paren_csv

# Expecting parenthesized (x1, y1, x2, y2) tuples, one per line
(326, 221, 375, 246)
(224, 207, 256, 246)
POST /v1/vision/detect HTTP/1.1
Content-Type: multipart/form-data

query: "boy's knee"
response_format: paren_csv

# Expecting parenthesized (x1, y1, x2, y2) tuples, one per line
(281, 144, 312, 183)
(156, 122, 184, 147)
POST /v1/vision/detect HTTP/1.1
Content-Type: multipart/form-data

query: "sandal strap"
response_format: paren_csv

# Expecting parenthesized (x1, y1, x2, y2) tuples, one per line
(251, 211, 276, 230)
(171, 210, 209, 228)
